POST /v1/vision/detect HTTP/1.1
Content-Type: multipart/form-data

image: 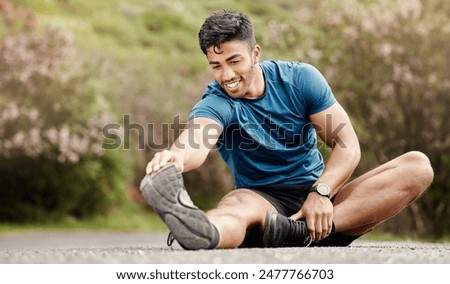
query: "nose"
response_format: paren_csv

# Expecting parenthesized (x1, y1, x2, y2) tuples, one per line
(221, 65, 235, 82)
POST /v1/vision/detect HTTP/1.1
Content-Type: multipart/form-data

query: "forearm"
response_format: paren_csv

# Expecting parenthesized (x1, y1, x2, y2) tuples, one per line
(315, 142, 360, 197)
(169, 118, 220, 172)
(169, 134, 209, 172)
(310, 102, 361, 197)
(145, 117, 221, 175)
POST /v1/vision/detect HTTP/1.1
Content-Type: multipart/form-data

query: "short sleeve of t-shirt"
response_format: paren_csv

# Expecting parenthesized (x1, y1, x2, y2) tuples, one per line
(188, 84, 234, 128)
(294, 63, 336, 115)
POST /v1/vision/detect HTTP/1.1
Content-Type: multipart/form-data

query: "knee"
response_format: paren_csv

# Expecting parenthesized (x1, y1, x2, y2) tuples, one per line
(401, 151, 434, 193)
(402, 151, 434, 178)
(215, 190, 254, 209)
(209, 191, 254, 220)
(208, 189, 267, 226)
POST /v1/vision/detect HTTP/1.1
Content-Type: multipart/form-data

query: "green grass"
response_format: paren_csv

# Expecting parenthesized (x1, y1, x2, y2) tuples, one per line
(0, 202, 167, 235)
(361, 230, 450, 243)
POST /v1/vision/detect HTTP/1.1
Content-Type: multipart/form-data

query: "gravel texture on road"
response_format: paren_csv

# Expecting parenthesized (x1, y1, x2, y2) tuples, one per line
(1, 231, 449, 264)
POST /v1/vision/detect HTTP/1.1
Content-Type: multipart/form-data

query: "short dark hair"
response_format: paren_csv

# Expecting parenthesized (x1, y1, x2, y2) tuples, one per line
(198, 10, 256, 55)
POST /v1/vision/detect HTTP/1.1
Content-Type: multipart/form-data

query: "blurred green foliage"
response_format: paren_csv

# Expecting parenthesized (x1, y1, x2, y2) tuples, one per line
(268, 0, 450, 238)
(0, 151, 128, 222)
(0, 4, 131, 222)
(0, 0, 448, 238)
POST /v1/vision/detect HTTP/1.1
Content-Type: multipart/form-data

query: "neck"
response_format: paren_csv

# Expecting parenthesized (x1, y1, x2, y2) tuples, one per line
(243, 63, 265, 100)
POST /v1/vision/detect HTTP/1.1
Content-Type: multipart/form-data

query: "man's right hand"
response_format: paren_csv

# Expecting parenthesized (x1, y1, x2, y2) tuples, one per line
(145, 150, 184, 174)
(145, 117, 221, 175)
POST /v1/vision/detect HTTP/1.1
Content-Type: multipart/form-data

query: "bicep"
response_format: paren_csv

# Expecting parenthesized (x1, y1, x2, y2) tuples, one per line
(309, 102, 359, 149)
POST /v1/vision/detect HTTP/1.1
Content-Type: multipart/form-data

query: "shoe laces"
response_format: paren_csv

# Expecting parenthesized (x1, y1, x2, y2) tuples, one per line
(167, 232, 175, 249)
(286, 218, 313, 247)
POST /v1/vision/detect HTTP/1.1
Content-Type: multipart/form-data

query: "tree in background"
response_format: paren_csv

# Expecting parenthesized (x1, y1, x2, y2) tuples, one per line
(263, 0, 449, 238)
(0, 6, 130, 222)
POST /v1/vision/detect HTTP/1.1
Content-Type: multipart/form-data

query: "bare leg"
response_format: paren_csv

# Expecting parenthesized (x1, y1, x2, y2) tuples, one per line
(332, 151, 434, 235)
(206, 189, 277, 248)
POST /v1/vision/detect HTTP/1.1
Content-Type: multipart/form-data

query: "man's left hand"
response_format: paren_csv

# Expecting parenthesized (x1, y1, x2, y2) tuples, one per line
(290, 193, 333, 242)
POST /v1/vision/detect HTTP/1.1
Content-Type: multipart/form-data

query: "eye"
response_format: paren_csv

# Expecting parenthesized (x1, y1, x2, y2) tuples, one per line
(230, 60, 239, 64)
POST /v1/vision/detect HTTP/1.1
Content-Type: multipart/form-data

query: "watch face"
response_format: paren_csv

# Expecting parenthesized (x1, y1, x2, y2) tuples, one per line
(317, 184, 331, 196)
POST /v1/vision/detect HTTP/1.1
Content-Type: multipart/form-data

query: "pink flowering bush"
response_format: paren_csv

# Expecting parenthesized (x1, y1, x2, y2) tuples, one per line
(0, 28, 106, 162)
(0, 27, 129, 222)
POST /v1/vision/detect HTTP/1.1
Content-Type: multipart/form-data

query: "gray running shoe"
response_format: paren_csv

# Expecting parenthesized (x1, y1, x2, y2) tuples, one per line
(262, 211, 312, 247)
(139, 164, 219, 250)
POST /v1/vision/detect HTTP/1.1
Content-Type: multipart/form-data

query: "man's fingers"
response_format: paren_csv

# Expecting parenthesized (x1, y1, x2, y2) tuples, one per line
(316, 216, 333, 241)
(320, 218, 329, 240)
(306, 215, 334, 242)
(145, 161, 153, 174)
(305, 215, 315, 241)
(327, 216, 333, 236)
(146, 150, 184, 175)
(314, 224, 323, 241)
(151, 152, 162, 173)
(146, 151, 167, 174)
(290, 208, 304, 221)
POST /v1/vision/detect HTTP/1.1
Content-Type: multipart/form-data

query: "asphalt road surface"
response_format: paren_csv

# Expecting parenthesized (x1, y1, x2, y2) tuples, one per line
(1, 231, 449, 264)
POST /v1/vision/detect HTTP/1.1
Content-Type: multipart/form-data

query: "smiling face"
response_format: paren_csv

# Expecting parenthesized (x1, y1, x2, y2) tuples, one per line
(206, 40, 264, 100)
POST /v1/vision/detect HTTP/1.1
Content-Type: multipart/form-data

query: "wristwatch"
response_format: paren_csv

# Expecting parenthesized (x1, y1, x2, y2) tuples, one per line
(309, 183, 331, 198)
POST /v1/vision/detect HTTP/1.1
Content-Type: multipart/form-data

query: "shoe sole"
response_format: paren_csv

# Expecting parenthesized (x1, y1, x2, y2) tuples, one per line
(139, 164, 214, 250)
(262, 211, 277, 247)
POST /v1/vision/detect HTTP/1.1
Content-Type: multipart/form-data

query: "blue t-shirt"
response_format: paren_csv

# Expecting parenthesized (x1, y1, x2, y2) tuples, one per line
(188, 61, 336, 188)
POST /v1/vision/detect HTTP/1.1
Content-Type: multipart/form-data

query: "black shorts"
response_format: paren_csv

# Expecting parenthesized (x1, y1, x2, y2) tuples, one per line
(239, 184, 361, 247)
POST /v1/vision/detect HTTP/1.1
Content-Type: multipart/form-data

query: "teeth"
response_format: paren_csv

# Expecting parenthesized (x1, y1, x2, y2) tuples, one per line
(226, 81, 239, 89)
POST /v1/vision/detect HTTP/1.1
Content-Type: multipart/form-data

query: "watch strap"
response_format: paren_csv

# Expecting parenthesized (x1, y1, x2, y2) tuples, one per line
(308, 184, 331, 198)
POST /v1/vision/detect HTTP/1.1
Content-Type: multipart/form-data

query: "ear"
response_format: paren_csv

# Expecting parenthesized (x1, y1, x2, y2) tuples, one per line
(252, 44, 261, 64)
